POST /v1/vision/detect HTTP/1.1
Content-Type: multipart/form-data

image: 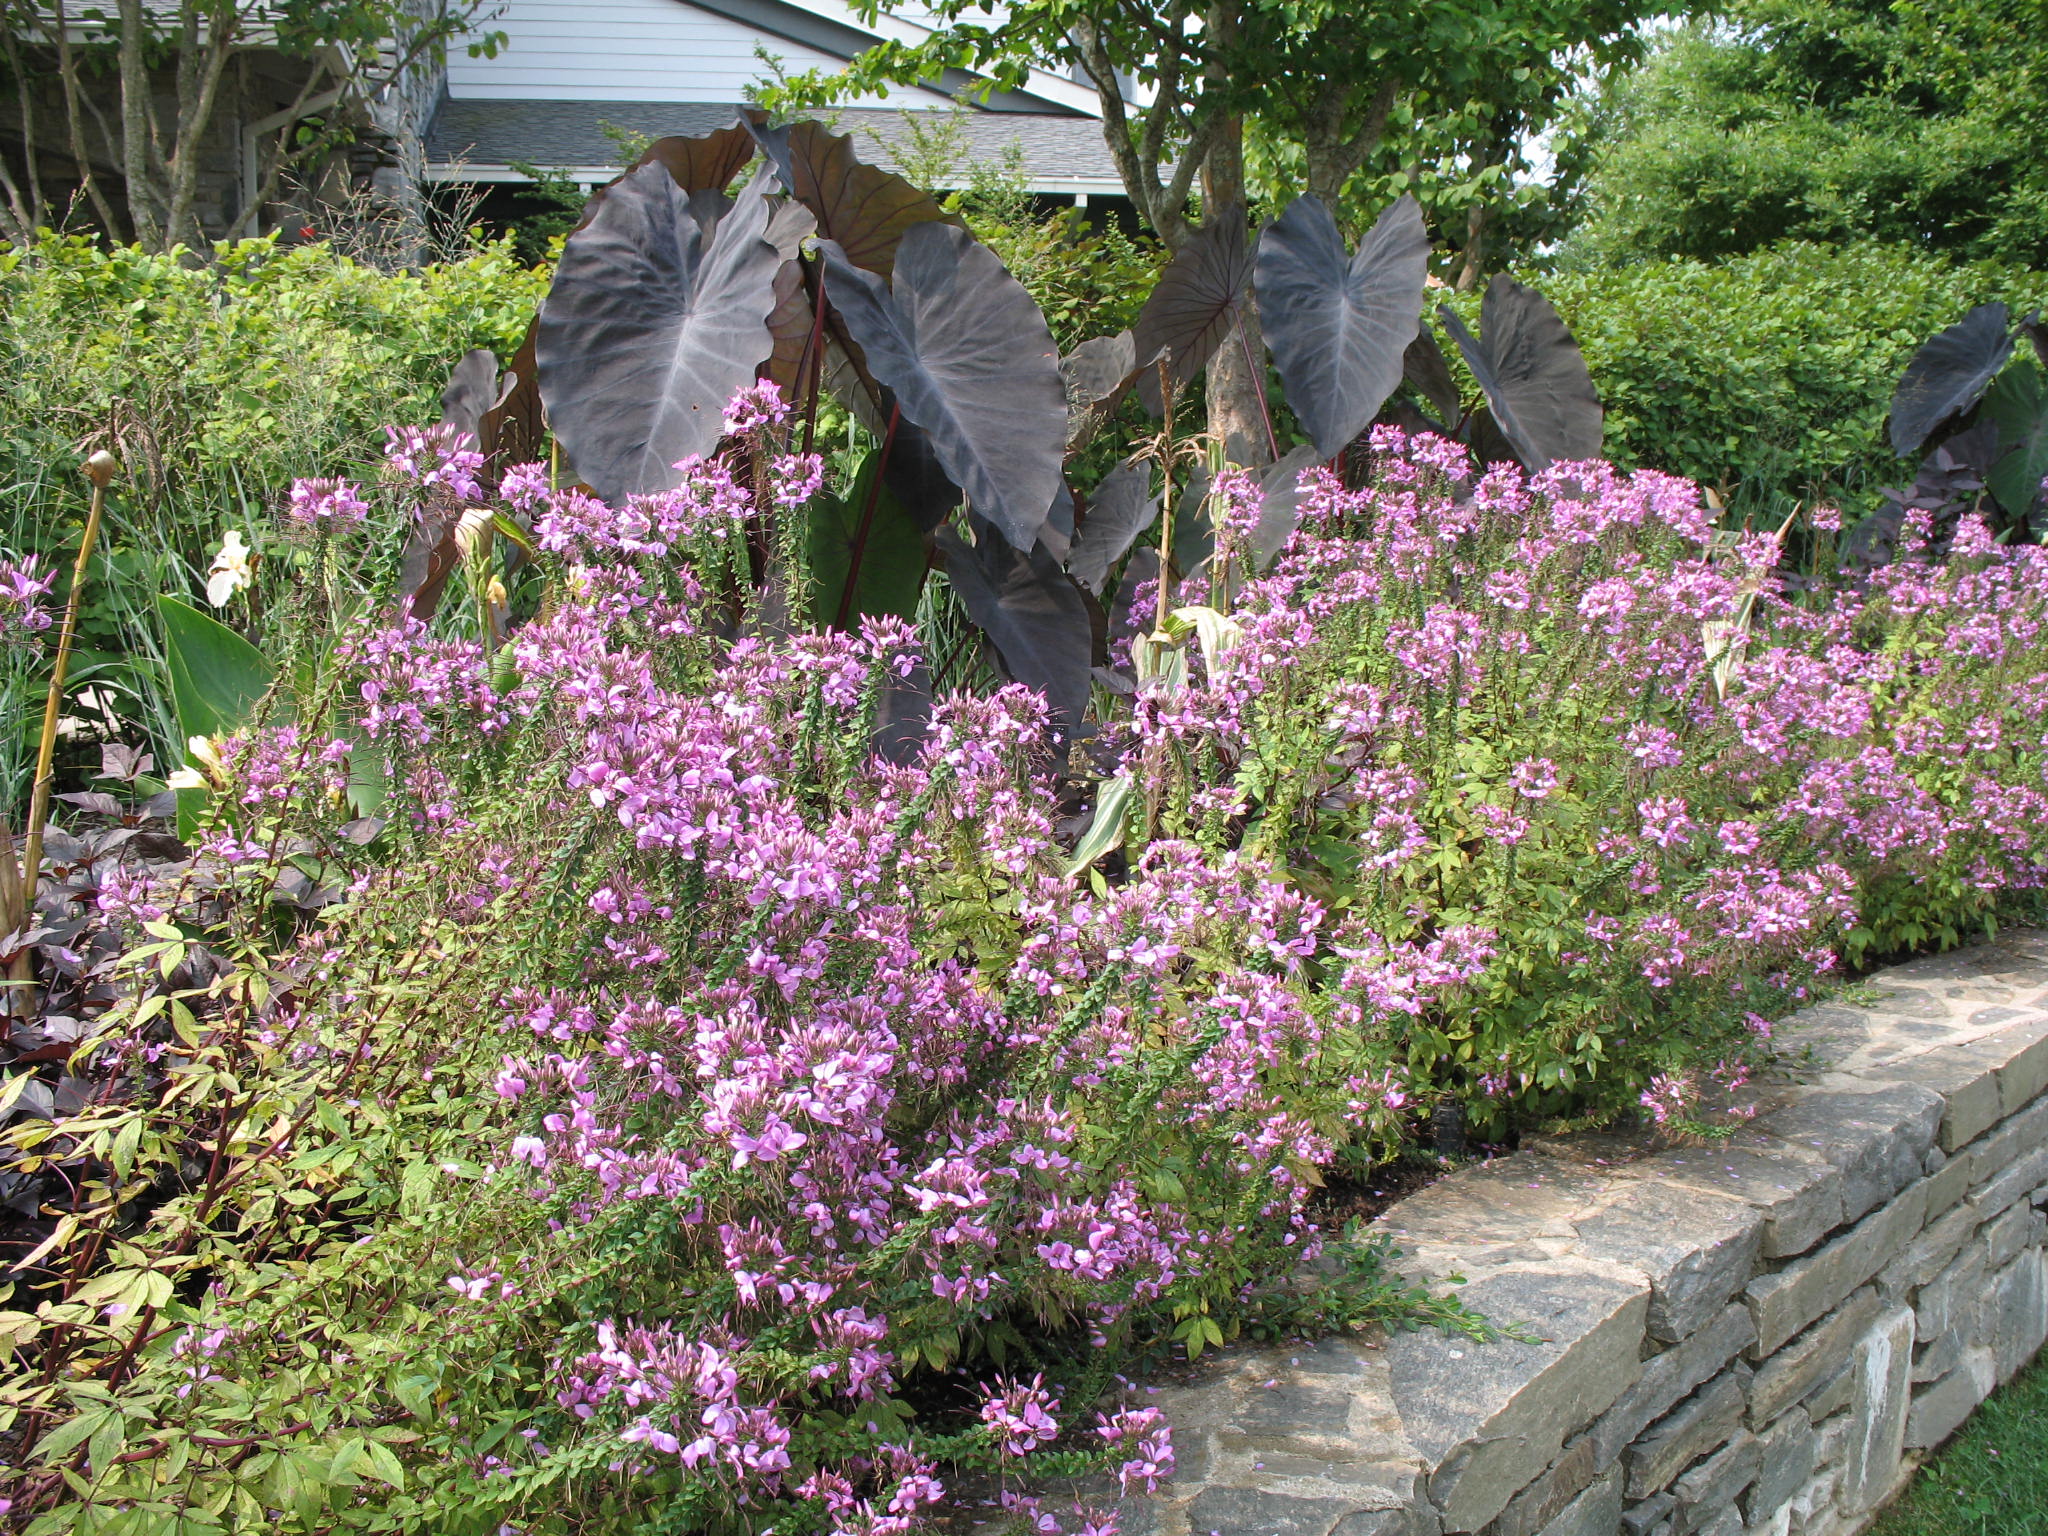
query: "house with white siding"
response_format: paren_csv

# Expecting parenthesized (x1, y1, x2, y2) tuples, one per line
(422, 0, 1129, 206)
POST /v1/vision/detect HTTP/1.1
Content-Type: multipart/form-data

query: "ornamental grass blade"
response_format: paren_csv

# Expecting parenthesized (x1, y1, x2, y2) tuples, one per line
(1134, 207, 1250, 416)
(1065, 772, 1136, 875)
(749, 118, 954, 281)
(537, 163, 784, 503)
(818, 221, 1066, 552)
(1889, 302, 2014, 457)
(1438, 277, 1603, 472)
(935, 523, 1092, 736)
(1066, 456, 1157, 595)
(1256, 194, 1429, 459)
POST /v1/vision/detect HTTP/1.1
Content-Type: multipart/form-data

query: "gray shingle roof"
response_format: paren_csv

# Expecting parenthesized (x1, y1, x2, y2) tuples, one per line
(424, 99, 1126, 191)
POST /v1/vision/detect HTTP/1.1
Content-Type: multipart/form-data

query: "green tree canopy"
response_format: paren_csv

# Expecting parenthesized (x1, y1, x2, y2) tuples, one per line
(1568, 0, 2048, 268)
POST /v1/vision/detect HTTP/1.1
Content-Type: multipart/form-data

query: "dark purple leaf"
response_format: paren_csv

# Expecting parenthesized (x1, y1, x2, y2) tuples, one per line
(54, 793, 124, 818)
(439, 348, 503, 443)
(96, 743, 150, 783)
(871, 659, 933, 766)
(935, 524, 1092, 736)
(1134, 208, 1250, 416)
(880, 419, 963, 533)
(818, 221, 1067, 552)
(748, 118, 955, 282)
(538, 164, 785, 502)
(1889, 303, 2013, 457)
(1256, 194, 1429, 459)
(1403, 322, 1463, 424)
(1066, 456, 1157, 595)
(1438, 277, 1603, 472)
(1248, 445, 1325, 565)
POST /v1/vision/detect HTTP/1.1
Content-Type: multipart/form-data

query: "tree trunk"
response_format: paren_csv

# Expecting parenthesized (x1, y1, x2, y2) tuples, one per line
(1455, 201, 1487, 292)
(1199, 3, 1270, 461)
(114, 0, 162, 247)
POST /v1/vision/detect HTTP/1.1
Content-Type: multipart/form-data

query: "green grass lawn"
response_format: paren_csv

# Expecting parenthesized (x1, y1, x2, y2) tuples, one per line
(1871, 1355, 2048, 1535)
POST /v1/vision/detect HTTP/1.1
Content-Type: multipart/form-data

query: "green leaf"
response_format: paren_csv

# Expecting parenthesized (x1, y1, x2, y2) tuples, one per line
(1982, 359, 2048, 521)
(805, 451, 929, 629)
(157, 595, 278, 743)
(1065, 773, 1136, 876)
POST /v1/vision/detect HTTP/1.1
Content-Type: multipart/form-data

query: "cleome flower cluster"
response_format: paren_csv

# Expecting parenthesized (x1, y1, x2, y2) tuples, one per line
(19, 386, 2048, 1533)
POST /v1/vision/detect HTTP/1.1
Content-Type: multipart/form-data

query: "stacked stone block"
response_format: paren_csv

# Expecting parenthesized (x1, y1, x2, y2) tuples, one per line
(1062, 931, 2048, 1536)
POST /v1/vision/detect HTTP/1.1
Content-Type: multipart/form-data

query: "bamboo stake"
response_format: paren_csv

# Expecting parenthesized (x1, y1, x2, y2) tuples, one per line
(18, 450, 118, 910)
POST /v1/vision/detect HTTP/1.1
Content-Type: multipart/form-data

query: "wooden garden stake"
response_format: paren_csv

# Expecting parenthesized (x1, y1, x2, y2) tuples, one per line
(18, 450, 119, 910)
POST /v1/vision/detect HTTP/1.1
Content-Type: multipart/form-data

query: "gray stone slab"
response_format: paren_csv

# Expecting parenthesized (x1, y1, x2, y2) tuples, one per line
(1746, 1289, 1882, 1426)
(1535, 1469, 1622, 1536)
(1624, 1375, 1745, 1501)
(1841, 1305, 1914, 1513)
(1967, 1143, 2048, 1223)
(1752, 1084, 1943, 1225)
(1991, 1246, 2048, 1383)
(1668, 1429, 1759, 1534)
(1904, 1349, 1997, 1449)
(1803, 1358, 1854, 1424)
(1571, 1183, 1763, 1344)
(1641, 1143, 1842, 1261)
(1983, 1200, 2043, 1269)
(1740, 1406, 1814, 1527)
(1387, 1265, 1648, 1534)
(1183, 1487, 1361, 1536)
(1619, 1493, 1673, 1536)
(1875, 1199, 1978, 1303)
(1964, 1096, 2048, 1189)
(1744, 1180, 1928, 1356)
(1852, 1048, 2005, 1154)
(1593, 1305, 1757, 1467)
(1915, 1234, 1990, 1340)
(1493, 1437, 1597, 1536)
(1921, 1147, 1975, 1219)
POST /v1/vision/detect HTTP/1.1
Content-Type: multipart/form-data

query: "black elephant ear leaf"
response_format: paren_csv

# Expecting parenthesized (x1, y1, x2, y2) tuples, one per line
(1255, 194, 1430, 460)
(1439, 277, 1602, 472)
(818, 221, 1067, 552)
(1403, 321, 1464, 424)
(439, 349, 501, 442)
(755, 119, 955, 281)
(880, 419, 963, 533)
(1889, 302, 2014, 457)
(1064, 332, 1139, 406)
(1133, 207, 1250, 416)
(1249, 445, 1325, 565)
(1041, 480, 1077, 564)
(536, 161, 784, 503)
(935, 524, 1092, 737)
(636, 125, 759, 196)
(1061, 331, 1162, 451)
(1067, 456, 1157, 595)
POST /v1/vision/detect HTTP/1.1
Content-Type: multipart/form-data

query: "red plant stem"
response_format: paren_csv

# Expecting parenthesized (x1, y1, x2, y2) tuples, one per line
(1234, 304, 1280, 462)
(800, 265, 829, 461)
(836, 401, 901, 632)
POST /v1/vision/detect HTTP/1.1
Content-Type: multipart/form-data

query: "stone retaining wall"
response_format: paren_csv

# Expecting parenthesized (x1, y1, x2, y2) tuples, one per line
(1105, 931, 2048, 1536)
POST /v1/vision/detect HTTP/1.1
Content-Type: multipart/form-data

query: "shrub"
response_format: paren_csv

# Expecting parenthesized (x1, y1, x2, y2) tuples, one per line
(4, 407, 2047, 1532)
(1447, 242, 2048, 522)
(0, 232, 548, 803)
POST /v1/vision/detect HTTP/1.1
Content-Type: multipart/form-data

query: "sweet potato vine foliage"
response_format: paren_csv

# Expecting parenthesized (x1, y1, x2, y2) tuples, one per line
(6, 402, 2048, 1535)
